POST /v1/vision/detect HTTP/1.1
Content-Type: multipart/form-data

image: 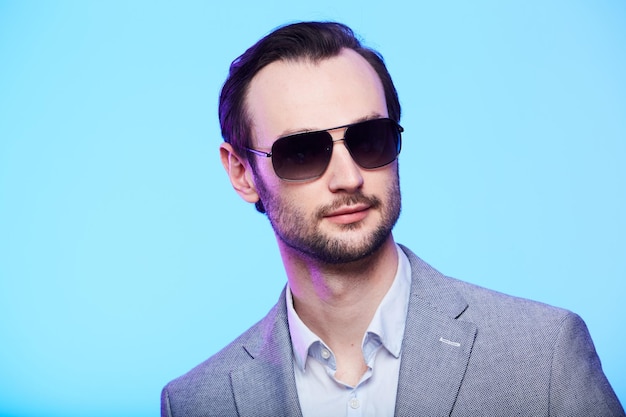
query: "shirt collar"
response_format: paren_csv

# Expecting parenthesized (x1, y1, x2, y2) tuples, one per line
(366, 244, 411, 358)
(286, 244, 412, 371)
(286, 288, 323, 371)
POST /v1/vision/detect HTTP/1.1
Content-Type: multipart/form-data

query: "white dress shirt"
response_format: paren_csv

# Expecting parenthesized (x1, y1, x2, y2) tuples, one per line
(286, 245, 412, 417)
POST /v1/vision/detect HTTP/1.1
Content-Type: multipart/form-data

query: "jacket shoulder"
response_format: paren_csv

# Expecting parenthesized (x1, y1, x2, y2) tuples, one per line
(400, 246, 624, 415)
(161, 299, 283, 417)
(401, 244, 572, 325)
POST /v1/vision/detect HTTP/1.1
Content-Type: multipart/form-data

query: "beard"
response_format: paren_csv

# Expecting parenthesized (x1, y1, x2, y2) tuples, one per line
(254, 170, 401, 265)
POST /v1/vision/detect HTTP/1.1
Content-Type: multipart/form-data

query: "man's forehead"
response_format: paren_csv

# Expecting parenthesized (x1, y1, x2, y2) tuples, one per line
(245, 49, 387, 143)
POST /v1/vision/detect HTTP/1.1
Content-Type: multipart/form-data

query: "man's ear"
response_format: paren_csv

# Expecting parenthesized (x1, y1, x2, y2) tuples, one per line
(219, 143, 260, 204)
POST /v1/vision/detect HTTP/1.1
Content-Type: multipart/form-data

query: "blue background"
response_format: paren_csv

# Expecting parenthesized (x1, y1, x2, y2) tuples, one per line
(0, 1, 624, 416)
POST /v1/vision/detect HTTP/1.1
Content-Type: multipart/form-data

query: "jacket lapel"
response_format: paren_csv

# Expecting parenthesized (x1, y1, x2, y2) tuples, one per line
(229, 248, 476, 417)
(395, 246, 477, 416)
(230, 290, 303, 417)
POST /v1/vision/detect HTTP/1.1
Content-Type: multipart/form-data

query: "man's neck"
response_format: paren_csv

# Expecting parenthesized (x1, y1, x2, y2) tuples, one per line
(280, 236, 399, 354)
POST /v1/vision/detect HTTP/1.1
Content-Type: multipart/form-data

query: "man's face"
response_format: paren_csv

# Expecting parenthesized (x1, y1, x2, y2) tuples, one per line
(245, 48, 401, 264)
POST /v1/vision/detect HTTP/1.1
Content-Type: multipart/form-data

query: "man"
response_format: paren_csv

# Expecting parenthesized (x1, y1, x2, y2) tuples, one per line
(161, 22, 623, 416)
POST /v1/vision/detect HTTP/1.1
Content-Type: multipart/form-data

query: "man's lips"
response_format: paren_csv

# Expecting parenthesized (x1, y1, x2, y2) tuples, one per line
(323, 204, 370, 224)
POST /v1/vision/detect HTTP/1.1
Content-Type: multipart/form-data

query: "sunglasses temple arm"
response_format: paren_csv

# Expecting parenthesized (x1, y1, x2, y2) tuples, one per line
(246, 147, 272, 158)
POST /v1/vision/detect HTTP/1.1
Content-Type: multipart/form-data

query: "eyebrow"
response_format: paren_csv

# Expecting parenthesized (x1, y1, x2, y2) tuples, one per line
(276, 112, 386, 139)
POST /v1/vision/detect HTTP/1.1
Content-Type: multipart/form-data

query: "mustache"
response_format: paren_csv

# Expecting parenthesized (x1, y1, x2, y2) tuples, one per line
(315, 192, 382, 219)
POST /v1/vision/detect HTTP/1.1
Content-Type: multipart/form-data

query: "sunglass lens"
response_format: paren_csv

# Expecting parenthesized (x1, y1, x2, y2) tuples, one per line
(272, 131, 332, 180)
(346, 119, 401, 169)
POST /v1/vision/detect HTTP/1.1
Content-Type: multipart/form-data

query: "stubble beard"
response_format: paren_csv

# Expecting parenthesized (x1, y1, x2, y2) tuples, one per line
(254, 173, 402, 265)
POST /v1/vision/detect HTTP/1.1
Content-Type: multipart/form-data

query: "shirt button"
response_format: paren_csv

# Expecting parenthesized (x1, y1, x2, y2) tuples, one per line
(321, 348, 331, 359)
(349, 398, 360, 409)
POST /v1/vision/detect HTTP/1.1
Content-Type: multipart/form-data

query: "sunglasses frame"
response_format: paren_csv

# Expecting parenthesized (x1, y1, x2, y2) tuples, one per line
(246, 117, 403, 181)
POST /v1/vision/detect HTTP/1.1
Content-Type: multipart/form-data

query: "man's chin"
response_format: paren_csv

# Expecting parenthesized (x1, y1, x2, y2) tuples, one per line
(299, 232, 391, 265)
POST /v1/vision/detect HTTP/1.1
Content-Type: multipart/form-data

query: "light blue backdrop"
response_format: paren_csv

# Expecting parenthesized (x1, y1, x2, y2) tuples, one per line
(0, 1, 624, 416)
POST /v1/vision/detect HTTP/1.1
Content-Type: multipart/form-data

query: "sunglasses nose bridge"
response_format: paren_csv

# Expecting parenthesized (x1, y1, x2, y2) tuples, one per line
(327, 126, 349, 154)
(326, 123, 358, 163)
(327, 135, 361, 171)
(329, 135, 352, 159)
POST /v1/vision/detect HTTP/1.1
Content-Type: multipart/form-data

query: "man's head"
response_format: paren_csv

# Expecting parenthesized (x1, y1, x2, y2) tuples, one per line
(219, 22, 402, 264)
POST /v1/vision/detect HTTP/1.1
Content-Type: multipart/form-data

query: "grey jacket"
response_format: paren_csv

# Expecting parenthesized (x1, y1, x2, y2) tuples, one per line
(161, 246, 624, 416)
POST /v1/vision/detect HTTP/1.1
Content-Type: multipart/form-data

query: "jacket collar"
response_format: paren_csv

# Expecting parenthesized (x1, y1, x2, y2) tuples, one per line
(230, 292, 304, 417)
(395, 245, 477, 416)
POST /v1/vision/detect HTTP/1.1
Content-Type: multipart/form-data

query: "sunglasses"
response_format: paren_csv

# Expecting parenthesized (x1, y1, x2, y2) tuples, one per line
(246, 118, 403, 181)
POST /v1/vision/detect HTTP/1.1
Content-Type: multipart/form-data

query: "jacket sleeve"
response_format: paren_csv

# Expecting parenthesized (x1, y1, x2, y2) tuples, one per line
(161, 385, 173, 417)
(549, 312, 624, 416)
